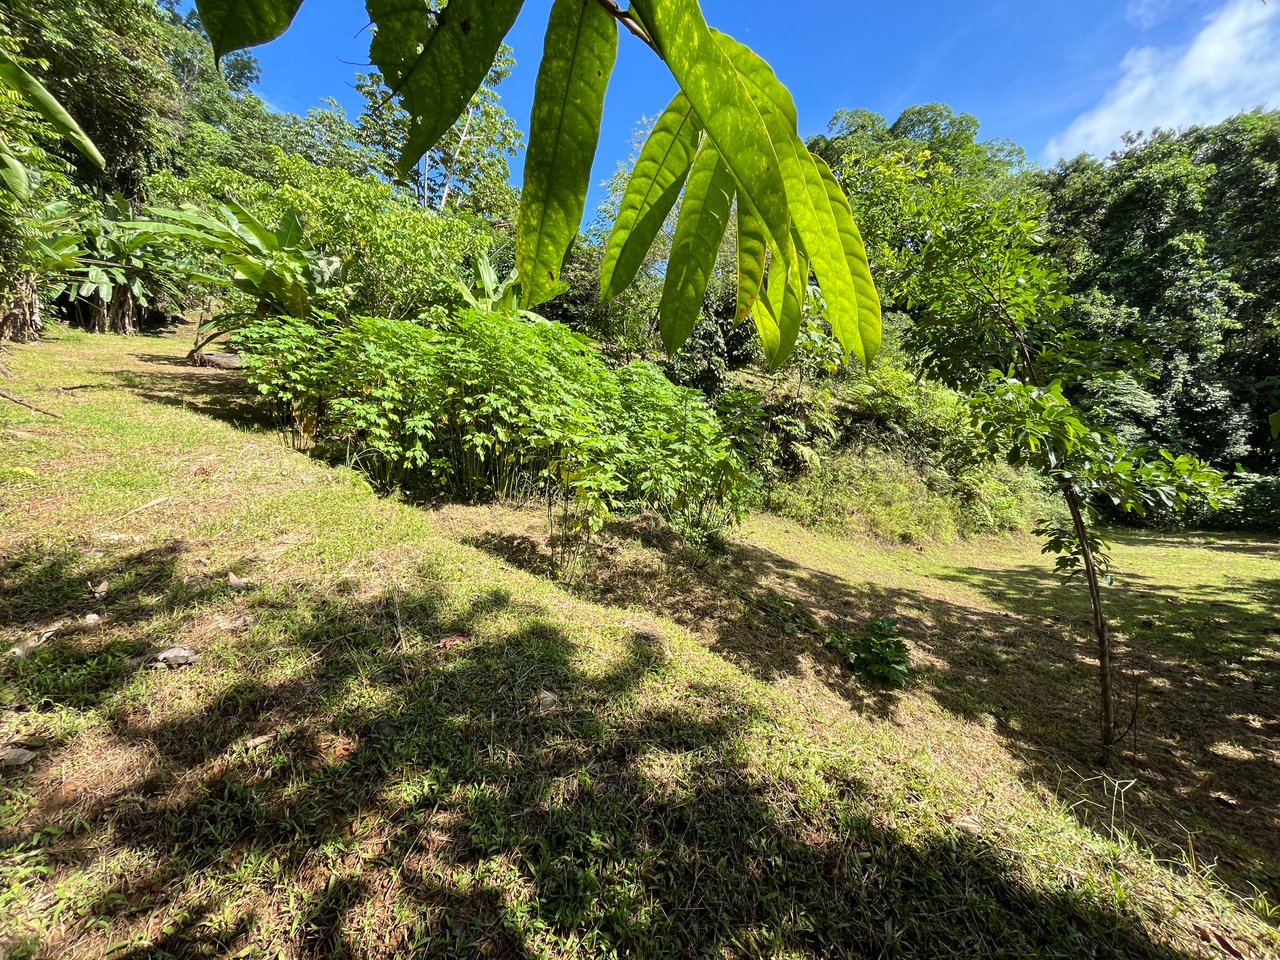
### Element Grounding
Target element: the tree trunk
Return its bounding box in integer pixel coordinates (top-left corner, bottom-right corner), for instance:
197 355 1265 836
67 290 139 335
0 276 43 342
1062 485 1116 747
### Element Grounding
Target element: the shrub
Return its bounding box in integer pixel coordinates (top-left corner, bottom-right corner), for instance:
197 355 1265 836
234 311 748 540
826 616 911 687
1186 471 1280 534
152 152 493 320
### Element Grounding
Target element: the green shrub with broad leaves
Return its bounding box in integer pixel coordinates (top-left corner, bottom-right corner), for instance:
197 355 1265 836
825 615 911 687
234 310 748 540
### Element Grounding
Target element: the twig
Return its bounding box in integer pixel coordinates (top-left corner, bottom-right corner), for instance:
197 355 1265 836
111 495 170 522
0 388 62 419
55 384 97 393
592 0 662 58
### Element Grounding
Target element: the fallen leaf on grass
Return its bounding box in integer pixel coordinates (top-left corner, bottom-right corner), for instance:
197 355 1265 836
1210 791 1240 809
227 572 251 590
943 813 983 836
130 645 199 669
1194 923 1255 959
436 633 468 650
0 746 37 767
1166 597 1188 606
90 579 108 599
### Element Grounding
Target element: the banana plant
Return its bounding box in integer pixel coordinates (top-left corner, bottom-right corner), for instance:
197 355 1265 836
192 0 881 370
31 197 202 336
135 202 344 352
0 50 105 200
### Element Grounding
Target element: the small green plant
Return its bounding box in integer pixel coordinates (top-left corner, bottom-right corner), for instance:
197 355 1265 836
826 615 911 687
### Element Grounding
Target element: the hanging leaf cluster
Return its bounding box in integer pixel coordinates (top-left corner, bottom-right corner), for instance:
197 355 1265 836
193 0 882 368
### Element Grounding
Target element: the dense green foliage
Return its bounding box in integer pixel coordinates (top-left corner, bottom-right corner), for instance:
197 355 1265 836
235 309 748 542
1037 115 1280 472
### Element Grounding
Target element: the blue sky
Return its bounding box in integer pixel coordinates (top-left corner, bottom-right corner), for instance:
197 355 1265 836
248 0 1280 211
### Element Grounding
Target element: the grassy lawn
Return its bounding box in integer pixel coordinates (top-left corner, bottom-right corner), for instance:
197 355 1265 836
2 327 1277 959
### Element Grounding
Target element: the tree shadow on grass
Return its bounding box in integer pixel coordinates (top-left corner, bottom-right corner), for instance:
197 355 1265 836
461 514 1280 907
1 546 1211 958
112 362 278 432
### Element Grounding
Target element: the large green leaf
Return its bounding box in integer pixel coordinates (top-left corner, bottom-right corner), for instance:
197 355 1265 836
759 239 806 371
631 0 792 267
735 199 767 323
367 0 525 175
600 90 701 300
658 140 735 354
814 154 881 364
751 248 805 373
0 52 105 170
517 0 617 307
0 143 31 201
714 33 869 365
1270 409 1280 441
194 0 304 61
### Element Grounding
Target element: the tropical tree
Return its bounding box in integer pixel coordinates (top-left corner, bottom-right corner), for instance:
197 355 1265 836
191 0 883 369
883 174 1226 747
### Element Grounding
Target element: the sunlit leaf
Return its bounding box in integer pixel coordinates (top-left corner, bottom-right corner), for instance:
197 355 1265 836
632 0 792 266
0 143 31 200
367 0 525 175
736 199 767 323
0 52 105 169
813 154 881 364
658 139 735 354
600 90 701 300
714 33 870 366
517 0 617 307
194 0 304 61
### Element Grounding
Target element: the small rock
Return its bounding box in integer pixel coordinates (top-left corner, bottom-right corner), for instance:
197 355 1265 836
227 572 251 591
14 735 48 749
536 689 560 713
0 746 37 767
84 613 101 625
90 579 108 600
153 645 199 669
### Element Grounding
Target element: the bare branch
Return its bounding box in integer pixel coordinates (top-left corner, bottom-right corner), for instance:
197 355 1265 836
0 388 62 419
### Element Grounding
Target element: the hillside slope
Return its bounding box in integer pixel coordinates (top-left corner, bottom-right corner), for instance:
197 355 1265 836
1 328 1277 959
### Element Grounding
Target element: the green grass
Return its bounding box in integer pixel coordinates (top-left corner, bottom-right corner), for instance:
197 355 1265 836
1 326 1277 959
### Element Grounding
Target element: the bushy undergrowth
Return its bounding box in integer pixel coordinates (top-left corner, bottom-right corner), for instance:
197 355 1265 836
772 446 1052 543
1183 471 1280 534
764 364 1060 543
152 153 493 320
234 311 747 540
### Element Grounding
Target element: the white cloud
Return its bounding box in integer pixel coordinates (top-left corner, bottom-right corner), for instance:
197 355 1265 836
1046 0 1280 160
1126 0 1174 28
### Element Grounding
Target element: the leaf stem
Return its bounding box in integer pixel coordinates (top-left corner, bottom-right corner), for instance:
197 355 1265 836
592 0 661 58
